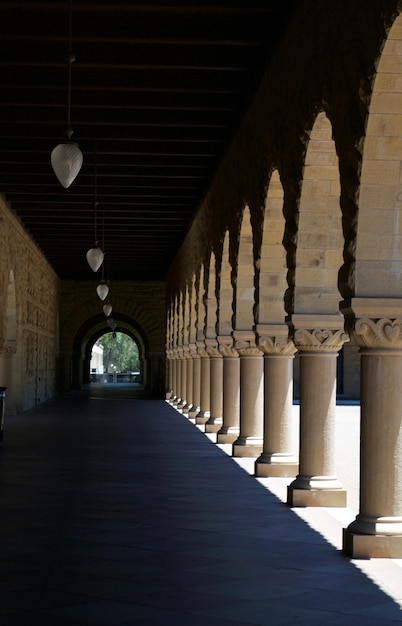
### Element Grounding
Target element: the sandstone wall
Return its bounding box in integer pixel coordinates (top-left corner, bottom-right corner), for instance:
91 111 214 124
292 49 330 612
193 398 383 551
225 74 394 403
0 196 59 412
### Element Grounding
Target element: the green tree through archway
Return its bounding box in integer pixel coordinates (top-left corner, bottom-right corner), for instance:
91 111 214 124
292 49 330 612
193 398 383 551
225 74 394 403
96 332 140 375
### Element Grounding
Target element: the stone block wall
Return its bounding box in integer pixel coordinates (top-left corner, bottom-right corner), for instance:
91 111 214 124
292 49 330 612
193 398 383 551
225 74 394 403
0 196 59 413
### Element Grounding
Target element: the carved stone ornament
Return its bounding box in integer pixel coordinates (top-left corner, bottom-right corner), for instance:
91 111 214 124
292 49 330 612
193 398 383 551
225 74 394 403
189 344 199 358
206 344 221 358
353 317 402 350
218 343 239 358
196 344 209 358
257 335 297 356
293 328 350 353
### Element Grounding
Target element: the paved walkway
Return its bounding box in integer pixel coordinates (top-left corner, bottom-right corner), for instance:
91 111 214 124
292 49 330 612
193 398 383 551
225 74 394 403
0 386 400 625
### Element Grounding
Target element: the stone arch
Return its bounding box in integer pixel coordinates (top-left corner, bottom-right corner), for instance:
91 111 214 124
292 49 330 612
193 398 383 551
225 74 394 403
294 111 343 314
217 232 233 335
257 170 287 324
195 264 205 342
205 253 217 339
234 206 255 330
72 311 150 391
356 13 402 297
189 273 197 345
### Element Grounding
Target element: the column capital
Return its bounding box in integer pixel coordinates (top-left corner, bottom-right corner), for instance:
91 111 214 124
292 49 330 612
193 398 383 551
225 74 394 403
233 330 262 357
196 341 208 358
205 338 221 358
189 343 199 358
256 323 296 356
341 297 402 351
217 335 238 358
289 314 349 354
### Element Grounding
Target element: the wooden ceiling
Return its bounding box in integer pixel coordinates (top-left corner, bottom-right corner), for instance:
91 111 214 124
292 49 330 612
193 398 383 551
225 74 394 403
0 1 299 281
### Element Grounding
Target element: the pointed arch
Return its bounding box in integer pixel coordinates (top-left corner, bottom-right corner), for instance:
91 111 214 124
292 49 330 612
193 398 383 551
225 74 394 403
356 14 402 296
217 232 233 335
234 206 255 330
294 112 343 313
257 170 287 324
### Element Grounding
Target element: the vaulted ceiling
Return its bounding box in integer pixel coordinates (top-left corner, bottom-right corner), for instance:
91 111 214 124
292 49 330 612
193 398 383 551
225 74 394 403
0 1 299 281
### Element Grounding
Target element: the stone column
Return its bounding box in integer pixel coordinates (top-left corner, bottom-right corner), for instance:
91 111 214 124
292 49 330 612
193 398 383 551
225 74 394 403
169 348 178 404
217 337 240 444
341 298 402 558
177 346 187 410
196 343 210 425
182 348 193 415
188 346 201 419
232 331 264 457
172 348 182 407
165 349 173 401
287 314 348 507
255 324 298 477
205 340 223 434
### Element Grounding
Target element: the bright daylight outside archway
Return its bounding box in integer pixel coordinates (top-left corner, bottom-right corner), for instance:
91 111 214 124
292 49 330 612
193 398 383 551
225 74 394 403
90 332 141 384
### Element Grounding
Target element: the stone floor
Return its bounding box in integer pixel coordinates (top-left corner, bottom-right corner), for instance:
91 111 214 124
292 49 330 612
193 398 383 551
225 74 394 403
0 384 401 625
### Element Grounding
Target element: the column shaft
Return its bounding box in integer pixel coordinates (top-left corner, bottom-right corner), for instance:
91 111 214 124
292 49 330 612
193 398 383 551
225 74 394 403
255 354 298 477
232 343 264 458
217 352 240 444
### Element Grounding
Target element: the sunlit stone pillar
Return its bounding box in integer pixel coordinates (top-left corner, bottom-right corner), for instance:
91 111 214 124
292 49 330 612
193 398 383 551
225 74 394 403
341 299 402 558
205 340 223 434
169 348 178 404
188 346 201 419
255 325 298 477
177 346 187 410
182 347 194 415
287 315 348 507
217 337 240 444
172 347 182 407
232 331 264 457
196 343 210 425
165 349 173 401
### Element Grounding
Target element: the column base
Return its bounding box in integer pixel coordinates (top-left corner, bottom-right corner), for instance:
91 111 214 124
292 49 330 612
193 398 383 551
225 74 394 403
217 426 239 444
181 403 192 415
195 411 210 425
287 485 347 507
255 453 298 478
232 436 263 458
188 405 200 419
343 529 402 558
205 417 223 433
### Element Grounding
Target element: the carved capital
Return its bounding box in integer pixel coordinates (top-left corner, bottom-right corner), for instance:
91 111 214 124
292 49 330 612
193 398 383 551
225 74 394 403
256 324 296 356
258 335 297 356
216 336 238 358
206 344 221 358
189 343 199 358
353 317 402 350
0 343 16 356
196 342 209 358
293 327 349 353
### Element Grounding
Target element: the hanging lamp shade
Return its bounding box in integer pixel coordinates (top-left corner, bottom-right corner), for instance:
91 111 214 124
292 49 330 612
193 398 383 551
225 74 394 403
103 303 112 317
96 282 109 301
51 142 83 188
86 245 104 272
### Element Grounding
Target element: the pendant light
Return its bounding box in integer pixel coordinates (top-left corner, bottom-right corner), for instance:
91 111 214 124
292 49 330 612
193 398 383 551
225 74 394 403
86 145 104 272
51 0 83 188
96 214 109 296
96 281 109 301
103 303 112 317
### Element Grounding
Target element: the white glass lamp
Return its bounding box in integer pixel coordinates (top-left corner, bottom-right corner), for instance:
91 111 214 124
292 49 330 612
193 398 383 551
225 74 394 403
96 281 109 301
103 303 112 317
86 245 104 272
51 141 83 188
